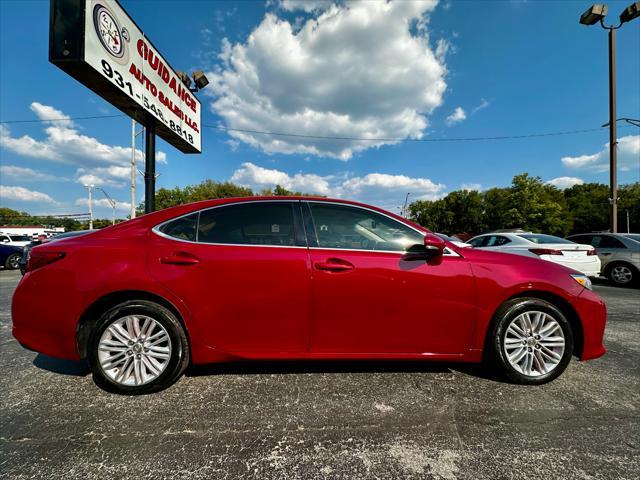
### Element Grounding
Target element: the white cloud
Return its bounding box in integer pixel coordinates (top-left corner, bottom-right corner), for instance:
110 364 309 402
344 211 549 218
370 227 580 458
208 0 446 160
0 165 68 182
0 185 56 203
230 162 444 209
471 98 489 115
279 0 332 12
445 106 466 126
460 183 482 191
0 103 167 188
231 162 331 194
546 176 584 189
75 197 132 213
561 135 639 173
75 166 132 189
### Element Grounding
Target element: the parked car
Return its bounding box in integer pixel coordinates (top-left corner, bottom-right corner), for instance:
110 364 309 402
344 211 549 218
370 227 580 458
467 233 601 277
567 233 640 287
0 233 33 247
0 244 23 270
12 197 606 394
19 230 94 275
435 233 471 248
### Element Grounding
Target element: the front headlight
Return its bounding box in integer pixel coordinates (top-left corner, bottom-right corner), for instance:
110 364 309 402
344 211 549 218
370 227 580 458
571 274 592 290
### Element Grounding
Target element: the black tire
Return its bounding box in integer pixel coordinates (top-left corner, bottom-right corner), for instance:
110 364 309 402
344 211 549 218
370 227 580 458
4 253 20 270
88 300 189 395
605 262 637 287
490 297 574 385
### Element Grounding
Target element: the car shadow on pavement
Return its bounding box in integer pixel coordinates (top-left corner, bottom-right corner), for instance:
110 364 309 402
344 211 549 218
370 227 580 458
33 354 89 376
187 359 504 382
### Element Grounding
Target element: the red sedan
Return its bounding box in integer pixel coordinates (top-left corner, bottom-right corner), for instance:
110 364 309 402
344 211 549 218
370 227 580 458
12 197 607 394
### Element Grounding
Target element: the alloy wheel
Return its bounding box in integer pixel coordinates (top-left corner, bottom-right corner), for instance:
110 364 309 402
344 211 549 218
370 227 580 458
9 254 20 269
611 265 633 285
97 315 172 386
503 311 565 377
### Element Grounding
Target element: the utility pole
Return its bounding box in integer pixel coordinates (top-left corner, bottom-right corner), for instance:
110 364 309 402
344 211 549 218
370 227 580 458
144 119 156 214
84 184 94 230
130 119 136 219
402 193 411 218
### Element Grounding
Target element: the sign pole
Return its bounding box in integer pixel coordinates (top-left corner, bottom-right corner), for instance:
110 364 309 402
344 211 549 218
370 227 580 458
144 121 156 214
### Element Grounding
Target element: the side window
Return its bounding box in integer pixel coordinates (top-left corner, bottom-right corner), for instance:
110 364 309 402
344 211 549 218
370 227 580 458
157 213 198 241
468 237 486 247
197 202 295 246
493 235 511 246
599 236 626 249
309 203 423 252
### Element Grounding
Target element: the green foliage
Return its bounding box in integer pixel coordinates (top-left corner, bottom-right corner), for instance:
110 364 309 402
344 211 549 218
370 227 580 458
409 175 639 236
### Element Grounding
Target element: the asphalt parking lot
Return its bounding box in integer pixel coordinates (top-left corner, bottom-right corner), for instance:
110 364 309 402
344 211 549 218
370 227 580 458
0 269 638 480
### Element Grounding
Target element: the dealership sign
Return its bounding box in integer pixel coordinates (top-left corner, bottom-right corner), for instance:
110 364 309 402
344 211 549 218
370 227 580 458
49 0 201 153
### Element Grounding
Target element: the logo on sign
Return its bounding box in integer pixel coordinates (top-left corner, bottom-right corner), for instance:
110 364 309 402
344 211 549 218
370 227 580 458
93 3 130 63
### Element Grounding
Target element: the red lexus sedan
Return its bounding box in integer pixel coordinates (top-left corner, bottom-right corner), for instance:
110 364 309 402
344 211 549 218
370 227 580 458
12 197 607 394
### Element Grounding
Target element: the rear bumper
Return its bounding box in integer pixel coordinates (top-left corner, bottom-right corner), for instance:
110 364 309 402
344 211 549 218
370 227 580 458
11 272 81 361
573 288 607 361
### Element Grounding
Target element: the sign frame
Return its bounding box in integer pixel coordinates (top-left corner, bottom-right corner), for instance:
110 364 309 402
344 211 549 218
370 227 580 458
49 0 202 154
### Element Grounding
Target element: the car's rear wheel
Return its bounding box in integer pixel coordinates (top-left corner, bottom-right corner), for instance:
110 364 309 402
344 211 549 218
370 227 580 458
4 253 20 270
88 300 189 395
605 262 636 287
492 298 573 385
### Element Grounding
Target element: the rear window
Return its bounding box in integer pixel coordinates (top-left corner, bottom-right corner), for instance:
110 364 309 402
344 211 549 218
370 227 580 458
518 234 572 244
9 235 31 241
157 213 198 242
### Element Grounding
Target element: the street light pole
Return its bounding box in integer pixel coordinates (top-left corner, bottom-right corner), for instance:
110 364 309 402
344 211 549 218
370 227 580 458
83 184 94 230
606 25 618 233
579 2 639 233
96 187 117 226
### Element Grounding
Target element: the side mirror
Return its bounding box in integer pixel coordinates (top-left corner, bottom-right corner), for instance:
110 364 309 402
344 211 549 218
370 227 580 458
423 233 446 256
403 233 446 260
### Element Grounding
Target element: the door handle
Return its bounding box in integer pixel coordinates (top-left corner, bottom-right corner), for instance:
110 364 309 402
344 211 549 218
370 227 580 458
160 252 200 265
314 258 354 272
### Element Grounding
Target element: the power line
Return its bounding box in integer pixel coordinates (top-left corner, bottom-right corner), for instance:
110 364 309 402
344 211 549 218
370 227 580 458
1 112 635 142
202 124 633 142
0 114 125 124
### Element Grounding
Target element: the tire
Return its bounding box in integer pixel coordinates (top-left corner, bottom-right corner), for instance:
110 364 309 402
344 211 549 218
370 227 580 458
605 262 636 287
490 298 574 385
87 300 189 395
4 253 20 270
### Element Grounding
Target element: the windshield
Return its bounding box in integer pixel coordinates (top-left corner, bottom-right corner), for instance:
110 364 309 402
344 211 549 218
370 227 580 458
518 234 573 244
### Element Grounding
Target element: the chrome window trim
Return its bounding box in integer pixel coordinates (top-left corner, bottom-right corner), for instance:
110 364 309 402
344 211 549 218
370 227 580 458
152 200 304 249
151 198 461 257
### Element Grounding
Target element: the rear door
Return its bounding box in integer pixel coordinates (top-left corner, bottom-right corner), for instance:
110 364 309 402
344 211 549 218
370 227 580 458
304 202 476 355
147 201 312 353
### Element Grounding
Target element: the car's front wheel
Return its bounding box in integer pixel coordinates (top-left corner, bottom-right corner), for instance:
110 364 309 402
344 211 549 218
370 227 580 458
492 298 573 385
88 300 189 395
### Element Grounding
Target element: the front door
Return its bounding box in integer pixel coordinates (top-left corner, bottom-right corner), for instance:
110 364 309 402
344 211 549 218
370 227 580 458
304 202 476 355
147 201 312 353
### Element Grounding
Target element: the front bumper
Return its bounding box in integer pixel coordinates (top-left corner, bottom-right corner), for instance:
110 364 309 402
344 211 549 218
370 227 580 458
574 287 607 361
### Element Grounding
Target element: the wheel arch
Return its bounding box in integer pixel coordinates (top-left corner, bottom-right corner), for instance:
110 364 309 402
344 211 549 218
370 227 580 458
76 290 190 359
483 290 584 359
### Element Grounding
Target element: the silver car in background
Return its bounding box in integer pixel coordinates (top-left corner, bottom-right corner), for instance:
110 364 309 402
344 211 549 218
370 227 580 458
467 233 601 277
567 233 640 287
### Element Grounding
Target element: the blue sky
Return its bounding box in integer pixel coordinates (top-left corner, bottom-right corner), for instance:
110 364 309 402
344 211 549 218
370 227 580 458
1 0 639 218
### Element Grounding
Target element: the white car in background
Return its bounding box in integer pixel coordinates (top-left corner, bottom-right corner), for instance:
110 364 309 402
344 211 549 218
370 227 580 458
0 234 33 247
467 232 601 277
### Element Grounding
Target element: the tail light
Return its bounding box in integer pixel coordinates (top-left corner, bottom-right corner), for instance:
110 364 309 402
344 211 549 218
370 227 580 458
587 249 597 256
26 250 65 273
529 248 563 256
